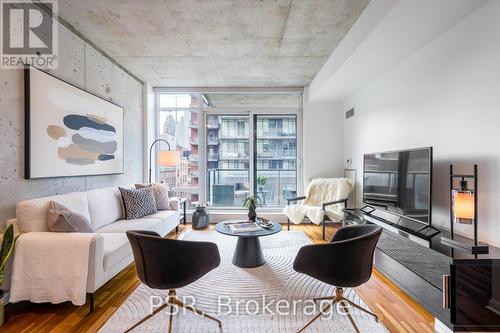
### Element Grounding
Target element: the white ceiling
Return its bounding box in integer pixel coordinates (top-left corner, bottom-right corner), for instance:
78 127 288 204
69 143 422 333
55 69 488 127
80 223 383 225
309 0 490 102
58 0 370 87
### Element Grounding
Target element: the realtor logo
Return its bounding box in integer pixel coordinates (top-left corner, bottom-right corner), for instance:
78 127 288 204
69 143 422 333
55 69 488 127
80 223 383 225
1 0 58 69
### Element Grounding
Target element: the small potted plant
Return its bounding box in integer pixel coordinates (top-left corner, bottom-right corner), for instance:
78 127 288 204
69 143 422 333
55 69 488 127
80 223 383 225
0 224 16 326
257 175 267 192
243 195 261 222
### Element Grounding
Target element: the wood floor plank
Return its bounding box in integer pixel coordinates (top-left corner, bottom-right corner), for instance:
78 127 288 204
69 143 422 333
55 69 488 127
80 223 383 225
1 223 435 332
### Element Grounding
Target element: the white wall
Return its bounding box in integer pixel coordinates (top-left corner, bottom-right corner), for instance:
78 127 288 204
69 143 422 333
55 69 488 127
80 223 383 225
342 0 500 246
309 0 488 103
302 88 344 191
0 22 144 230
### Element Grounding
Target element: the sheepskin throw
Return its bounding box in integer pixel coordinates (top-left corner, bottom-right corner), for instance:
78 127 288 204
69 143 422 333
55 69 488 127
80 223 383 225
283 178 352 225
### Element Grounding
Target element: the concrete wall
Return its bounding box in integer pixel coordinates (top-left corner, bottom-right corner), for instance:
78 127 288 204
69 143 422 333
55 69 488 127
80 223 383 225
342 1 500 246
142 83 155 182
302 88 344 190
0 24 144 230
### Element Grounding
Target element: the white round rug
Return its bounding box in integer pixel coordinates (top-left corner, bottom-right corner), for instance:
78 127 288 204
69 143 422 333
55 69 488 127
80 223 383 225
98 230 387 333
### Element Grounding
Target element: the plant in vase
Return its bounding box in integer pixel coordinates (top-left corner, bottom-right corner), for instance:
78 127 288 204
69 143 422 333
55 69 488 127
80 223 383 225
243 195 261 222
0 224 16 326
257 175 268 192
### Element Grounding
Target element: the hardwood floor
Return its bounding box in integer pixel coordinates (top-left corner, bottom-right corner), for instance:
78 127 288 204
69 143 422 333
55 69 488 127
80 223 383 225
2 224 435 333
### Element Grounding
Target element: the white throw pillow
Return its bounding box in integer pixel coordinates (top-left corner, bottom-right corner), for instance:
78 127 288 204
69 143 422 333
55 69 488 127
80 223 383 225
47 201 94 233
135 183 170 210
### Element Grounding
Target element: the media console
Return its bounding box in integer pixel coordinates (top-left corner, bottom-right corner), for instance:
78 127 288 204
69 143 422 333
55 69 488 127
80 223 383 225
345 206 440 247
343 207 500 332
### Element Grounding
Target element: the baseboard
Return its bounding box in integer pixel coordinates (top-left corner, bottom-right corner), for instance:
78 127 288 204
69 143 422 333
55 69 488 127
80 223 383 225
435 318 454 333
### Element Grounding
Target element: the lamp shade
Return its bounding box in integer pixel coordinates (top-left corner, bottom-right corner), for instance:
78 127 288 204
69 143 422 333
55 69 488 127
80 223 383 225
452 189 474 224
157 150 180 167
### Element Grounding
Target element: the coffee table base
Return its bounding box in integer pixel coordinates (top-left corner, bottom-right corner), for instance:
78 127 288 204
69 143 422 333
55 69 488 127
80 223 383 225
232 236 265 268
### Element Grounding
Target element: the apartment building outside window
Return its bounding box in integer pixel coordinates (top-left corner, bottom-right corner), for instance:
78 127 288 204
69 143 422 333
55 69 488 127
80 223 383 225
155 90 302 210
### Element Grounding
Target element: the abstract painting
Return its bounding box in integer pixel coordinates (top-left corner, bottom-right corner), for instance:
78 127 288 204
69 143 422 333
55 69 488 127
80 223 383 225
25 66 124 178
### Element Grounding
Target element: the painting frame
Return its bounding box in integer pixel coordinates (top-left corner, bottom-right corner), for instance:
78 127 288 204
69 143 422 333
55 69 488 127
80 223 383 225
24 65 124 179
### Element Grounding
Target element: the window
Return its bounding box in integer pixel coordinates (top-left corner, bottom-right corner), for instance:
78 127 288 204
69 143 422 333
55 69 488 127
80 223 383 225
206 114 297 207
255 115 297 206
207 115 250 207
157 94 200 209
155 90 302 210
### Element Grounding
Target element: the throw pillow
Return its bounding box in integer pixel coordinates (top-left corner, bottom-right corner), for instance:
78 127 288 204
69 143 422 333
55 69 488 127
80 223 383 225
135 183 170 210
47 201 95 233
119 187 157 219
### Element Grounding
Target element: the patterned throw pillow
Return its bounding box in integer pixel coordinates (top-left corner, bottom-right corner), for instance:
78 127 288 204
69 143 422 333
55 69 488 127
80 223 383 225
135 183 170 210
47 201 95 233
119 187 157 220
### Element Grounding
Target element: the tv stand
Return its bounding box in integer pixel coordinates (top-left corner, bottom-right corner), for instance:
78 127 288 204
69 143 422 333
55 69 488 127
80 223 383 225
344 206 441 247
343 207 452 329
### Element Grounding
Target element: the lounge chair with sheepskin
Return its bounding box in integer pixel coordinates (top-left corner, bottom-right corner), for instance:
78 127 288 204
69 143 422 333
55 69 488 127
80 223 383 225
284 178 352 240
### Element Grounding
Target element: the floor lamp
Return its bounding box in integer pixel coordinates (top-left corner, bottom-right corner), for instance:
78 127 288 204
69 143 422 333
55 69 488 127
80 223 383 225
148 139 180 183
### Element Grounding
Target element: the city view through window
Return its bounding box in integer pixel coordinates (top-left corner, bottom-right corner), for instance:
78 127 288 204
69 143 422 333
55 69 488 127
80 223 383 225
157 92 301 209
158 94 201 207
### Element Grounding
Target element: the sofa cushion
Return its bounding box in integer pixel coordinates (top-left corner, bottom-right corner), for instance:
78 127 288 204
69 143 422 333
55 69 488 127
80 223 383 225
119 187 157 219
142 210 180 227
96 218 169 236
135 183 170 210
101 233 131 272
17 192 90 233
87 187 124 229
47 201 94 233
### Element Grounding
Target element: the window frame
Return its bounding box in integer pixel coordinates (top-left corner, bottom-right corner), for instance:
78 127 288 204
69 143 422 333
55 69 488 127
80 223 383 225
154 89 304 212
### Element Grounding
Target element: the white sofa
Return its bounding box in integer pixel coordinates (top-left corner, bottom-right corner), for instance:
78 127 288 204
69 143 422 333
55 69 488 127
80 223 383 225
6 186 180 309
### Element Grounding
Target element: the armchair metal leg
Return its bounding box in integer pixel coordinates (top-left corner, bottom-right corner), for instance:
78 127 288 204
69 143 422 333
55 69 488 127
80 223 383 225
346 311 361 333
297 288 379 333
313 295 335 302
344 299 379 321
123 289 222 333
322 219 326 240
123 302 170 333
296 298 337 333
168 305 174 333
172 297 222 328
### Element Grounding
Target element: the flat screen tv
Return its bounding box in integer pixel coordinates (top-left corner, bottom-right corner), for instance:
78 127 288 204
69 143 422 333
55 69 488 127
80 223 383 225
363 147 433 224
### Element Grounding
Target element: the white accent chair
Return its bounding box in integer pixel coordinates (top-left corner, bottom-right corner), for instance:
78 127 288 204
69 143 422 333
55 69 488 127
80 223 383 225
283 178 352 240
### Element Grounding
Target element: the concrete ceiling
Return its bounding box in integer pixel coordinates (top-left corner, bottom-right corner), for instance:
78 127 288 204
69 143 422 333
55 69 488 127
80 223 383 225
58 0 370 87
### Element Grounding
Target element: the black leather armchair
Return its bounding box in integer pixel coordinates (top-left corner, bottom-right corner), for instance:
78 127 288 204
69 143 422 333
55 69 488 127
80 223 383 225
125 230 222 333
293 225 382 333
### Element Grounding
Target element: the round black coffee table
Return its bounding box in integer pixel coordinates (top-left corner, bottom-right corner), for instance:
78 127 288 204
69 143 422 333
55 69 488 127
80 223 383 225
215 221 282 268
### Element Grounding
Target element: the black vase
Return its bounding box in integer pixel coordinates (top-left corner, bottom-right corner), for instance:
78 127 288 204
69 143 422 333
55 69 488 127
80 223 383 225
192 206 209 230
248 208 256 222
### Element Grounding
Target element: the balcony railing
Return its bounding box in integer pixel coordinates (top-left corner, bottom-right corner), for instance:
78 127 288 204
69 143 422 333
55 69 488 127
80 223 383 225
220 153 248 160
256 131 296 139
206 122 220 129
207 168 296 207
207 154 219 161
219 134 248 140
257 152 296 159
207 138 220 145
189 138 198 145
190 155 199 162
189 121 198 129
